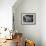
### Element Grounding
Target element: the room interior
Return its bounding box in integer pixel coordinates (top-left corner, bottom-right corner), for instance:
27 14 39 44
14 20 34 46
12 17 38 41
0 0 46 46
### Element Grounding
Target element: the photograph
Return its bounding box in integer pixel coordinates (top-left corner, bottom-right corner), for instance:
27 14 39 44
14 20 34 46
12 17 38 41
23 15 33 22
21 13 36 25
0 0 45 46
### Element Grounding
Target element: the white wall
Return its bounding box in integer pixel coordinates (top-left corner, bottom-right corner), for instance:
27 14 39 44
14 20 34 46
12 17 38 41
13 0 41 46
41 0 46 46
0 0 16 29
13 0 46 46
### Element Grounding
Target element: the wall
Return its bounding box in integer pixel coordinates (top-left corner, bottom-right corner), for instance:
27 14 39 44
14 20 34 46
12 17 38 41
13 0 41 46
41 0 46 46
0 0 16 30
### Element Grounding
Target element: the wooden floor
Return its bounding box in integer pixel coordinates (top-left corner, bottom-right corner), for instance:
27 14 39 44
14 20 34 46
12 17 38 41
0 39 16 46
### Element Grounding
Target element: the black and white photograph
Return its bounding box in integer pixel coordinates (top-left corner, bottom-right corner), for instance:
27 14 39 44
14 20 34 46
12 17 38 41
21 13 36 25
23 15 33 22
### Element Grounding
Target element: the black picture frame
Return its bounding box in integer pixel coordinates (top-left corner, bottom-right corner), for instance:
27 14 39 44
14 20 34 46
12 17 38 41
21 13 36 25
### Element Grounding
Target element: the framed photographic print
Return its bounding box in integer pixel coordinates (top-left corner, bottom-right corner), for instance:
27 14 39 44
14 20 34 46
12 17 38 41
21 13 36 25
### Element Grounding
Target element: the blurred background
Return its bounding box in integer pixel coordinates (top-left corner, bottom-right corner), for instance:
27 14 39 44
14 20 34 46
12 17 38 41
0 0 46 46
